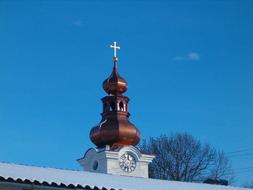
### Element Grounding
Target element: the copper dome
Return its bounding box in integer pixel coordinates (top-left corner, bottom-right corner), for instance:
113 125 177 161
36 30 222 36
90 111 141 149
103 62 128 95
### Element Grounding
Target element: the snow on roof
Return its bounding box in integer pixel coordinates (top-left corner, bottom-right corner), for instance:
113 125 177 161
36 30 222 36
0 162 248 190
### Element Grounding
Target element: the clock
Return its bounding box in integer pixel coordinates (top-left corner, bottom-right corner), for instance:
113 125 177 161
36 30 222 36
119 153 136 172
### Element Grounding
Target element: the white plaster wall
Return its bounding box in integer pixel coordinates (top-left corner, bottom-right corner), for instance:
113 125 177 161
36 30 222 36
78 146 155 178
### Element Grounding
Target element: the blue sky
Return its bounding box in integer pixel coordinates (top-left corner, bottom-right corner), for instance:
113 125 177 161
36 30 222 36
0 0 253 186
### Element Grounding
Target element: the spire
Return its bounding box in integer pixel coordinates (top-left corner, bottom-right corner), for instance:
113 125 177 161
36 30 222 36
89 42 140 150
103 42 128 95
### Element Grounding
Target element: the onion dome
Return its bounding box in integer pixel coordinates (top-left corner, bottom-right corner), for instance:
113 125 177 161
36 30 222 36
89 112 141 149
103 62 128 95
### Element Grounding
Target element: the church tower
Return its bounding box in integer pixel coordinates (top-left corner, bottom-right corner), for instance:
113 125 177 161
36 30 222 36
78 42 155 178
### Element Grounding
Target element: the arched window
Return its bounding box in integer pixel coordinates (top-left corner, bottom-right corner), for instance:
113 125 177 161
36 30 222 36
119 101 124 111
110 102 116 111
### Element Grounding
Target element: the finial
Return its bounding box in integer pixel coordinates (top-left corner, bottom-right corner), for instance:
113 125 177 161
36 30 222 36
110 41 120 62
103 41 127 95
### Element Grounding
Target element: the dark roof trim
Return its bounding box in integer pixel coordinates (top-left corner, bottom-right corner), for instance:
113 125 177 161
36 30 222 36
0 176 119 190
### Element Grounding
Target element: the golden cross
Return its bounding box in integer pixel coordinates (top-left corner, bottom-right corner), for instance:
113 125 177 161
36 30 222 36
110 41 120 61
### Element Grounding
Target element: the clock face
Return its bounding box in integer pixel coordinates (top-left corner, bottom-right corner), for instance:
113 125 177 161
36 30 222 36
119 153 136 173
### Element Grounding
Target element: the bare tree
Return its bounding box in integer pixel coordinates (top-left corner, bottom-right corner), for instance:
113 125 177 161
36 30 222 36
209 151 234 182
139 133 233 183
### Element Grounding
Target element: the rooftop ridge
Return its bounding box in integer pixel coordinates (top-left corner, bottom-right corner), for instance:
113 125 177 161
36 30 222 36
0 162 249 190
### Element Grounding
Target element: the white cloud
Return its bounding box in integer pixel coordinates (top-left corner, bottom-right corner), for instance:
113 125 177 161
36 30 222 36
187 52 200 61
173 52 200 62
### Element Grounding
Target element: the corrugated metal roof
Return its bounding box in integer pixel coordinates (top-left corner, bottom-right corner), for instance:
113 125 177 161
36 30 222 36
0 162 248 190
